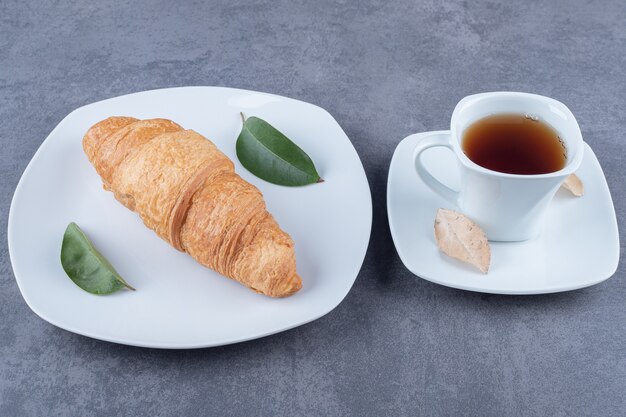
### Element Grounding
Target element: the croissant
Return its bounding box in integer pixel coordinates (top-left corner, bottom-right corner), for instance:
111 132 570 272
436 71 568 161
83 117 302 297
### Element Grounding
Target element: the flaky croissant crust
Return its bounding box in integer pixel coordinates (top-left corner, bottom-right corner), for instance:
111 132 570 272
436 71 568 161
83 117 302 297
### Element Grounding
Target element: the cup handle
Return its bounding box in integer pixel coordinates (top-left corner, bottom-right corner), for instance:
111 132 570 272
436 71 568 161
412 131 460 205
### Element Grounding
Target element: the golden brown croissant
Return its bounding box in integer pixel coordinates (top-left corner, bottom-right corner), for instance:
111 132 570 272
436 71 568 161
83 117 302 297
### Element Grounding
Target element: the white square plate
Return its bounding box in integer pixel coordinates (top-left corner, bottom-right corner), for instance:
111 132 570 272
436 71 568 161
387 133 619 294
8 86 372 348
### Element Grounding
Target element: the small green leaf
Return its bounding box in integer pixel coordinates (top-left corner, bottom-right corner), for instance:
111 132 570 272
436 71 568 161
236 114 323 186
61 223 135 295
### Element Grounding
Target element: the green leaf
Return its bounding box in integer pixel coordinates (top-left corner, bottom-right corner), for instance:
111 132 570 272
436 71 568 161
60 222 135 295
236 114 323 186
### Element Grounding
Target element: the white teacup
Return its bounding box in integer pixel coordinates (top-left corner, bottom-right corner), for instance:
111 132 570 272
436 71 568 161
413 92 584 242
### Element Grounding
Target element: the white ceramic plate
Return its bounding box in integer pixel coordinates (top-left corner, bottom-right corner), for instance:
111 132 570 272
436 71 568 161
8 86 372 348
387 133 619 295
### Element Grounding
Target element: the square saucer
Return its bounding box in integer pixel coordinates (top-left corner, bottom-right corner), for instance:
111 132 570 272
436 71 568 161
387 132 620 294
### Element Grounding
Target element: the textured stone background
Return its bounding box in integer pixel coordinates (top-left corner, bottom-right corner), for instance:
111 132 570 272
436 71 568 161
1 0 625 416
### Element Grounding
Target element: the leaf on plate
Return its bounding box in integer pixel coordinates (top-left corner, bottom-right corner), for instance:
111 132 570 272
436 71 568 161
561 173 584 197
61 222 135 294
434 208 491 274
236 113 323 186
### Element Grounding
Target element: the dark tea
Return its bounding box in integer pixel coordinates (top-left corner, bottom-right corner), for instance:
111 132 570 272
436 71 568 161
462 114 567 175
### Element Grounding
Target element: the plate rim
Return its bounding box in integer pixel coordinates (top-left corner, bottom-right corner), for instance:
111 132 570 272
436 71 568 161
387 132 620 295
8 86 373 348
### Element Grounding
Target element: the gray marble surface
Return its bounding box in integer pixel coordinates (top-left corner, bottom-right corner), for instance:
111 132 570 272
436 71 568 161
1 0 625 416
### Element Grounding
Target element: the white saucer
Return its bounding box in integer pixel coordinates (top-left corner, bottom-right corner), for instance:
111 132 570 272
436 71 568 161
387 132 620 295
